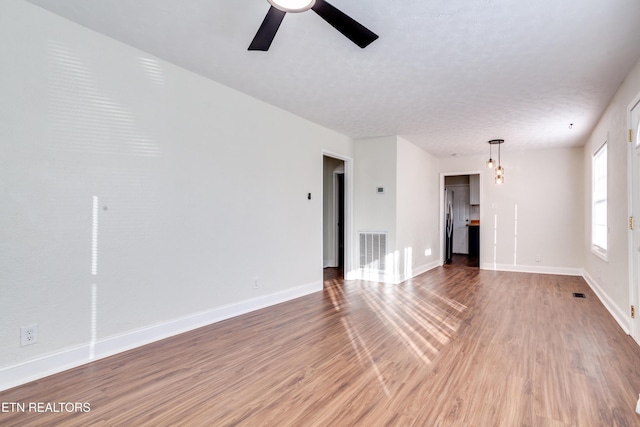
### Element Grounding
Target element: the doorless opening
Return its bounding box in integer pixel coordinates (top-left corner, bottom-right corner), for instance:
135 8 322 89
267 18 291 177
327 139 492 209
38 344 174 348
322 152 352 282
441 172 481 269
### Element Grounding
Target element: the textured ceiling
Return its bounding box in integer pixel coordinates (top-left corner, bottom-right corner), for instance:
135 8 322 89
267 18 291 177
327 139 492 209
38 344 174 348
24 0 640 158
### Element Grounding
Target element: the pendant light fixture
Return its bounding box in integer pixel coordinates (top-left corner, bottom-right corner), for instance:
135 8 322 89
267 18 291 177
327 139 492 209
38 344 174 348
486 142 495 169
487 139 505 184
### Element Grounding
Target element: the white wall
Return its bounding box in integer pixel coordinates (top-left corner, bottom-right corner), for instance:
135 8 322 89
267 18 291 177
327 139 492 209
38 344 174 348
354 136 398 270
583 57 640 331
440 147 584 274
0 0 353 389
396 137 441 280
354 136 440 282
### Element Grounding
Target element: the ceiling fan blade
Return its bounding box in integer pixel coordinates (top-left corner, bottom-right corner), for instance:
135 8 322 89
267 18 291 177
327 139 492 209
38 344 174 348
311 0 378 48
248 6 287 51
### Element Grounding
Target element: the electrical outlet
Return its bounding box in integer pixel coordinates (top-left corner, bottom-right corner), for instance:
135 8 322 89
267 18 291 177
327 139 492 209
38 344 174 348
535 255 542 263
253 277 259 289
20 324 38 346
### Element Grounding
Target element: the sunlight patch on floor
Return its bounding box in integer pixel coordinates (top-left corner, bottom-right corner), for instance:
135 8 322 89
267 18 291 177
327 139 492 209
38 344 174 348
340 317 391 397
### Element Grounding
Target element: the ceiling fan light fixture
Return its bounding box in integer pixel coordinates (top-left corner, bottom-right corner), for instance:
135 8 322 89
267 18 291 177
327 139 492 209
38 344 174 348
268 0 316 13
250 0 378 51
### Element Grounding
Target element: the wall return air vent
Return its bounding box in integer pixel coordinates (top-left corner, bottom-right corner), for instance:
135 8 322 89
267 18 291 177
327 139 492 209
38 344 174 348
359 232 387 272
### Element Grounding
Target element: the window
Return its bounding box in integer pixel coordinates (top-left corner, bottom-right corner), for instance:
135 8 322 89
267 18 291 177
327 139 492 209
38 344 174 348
592 142 607 259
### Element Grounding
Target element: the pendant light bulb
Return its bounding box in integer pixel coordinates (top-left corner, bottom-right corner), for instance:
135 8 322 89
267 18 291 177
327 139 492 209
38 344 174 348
486 142 494 169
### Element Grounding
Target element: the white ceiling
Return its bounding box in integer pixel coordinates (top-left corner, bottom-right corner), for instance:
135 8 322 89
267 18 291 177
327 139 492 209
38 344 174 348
24 0 640 158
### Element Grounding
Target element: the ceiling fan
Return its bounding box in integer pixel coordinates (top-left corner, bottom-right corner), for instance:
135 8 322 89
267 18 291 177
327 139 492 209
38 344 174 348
249 0 378 51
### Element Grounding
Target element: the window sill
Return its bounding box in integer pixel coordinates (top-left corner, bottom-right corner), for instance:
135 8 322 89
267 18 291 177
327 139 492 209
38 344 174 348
591 245 608 262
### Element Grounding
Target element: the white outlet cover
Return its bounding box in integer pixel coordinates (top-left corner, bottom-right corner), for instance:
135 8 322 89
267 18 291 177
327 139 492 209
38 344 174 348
20 324 38 346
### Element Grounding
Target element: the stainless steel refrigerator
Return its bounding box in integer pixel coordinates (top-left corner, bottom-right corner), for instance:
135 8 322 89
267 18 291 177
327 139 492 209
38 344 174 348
444 188 454 264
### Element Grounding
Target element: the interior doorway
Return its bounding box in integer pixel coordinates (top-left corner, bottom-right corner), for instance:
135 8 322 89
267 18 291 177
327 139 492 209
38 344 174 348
337 173 345 269
441 173 481 268
322 153 352 282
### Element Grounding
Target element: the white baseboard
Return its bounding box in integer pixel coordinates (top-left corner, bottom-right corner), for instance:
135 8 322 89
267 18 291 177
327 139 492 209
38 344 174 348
0 281 322 392
355 269 398 284
354 260 441 284
481 262 583 276
582 270 630 334
408 260 442 281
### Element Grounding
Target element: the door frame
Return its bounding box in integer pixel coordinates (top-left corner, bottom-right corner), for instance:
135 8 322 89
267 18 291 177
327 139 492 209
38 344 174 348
322 150 354 280
440 171 483 267
627 91 640 342
333 170 345 268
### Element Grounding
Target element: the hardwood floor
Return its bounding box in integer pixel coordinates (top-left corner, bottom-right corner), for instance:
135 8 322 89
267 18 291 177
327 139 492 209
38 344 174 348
446 253 479 269
2 267 640 426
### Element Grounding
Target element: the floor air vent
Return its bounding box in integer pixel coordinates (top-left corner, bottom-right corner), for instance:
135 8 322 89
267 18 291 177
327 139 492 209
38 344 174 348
573 292 586 298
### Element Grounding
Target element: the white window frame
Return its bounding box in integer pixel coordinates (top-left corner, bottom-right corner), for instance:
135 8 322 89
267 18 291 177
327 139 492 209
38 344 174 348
591 141 608 260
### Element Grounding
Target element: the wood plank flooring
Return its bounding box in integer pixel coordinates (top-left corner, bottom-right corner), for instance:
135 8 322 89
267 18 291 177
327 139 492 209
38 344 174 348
2 267 640 426
447 253 479 269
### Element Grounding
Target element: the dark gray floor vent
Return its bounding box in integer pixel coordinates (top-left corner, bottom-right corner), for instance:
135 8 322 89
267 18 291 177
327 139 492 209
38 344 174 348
572 292 586 298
